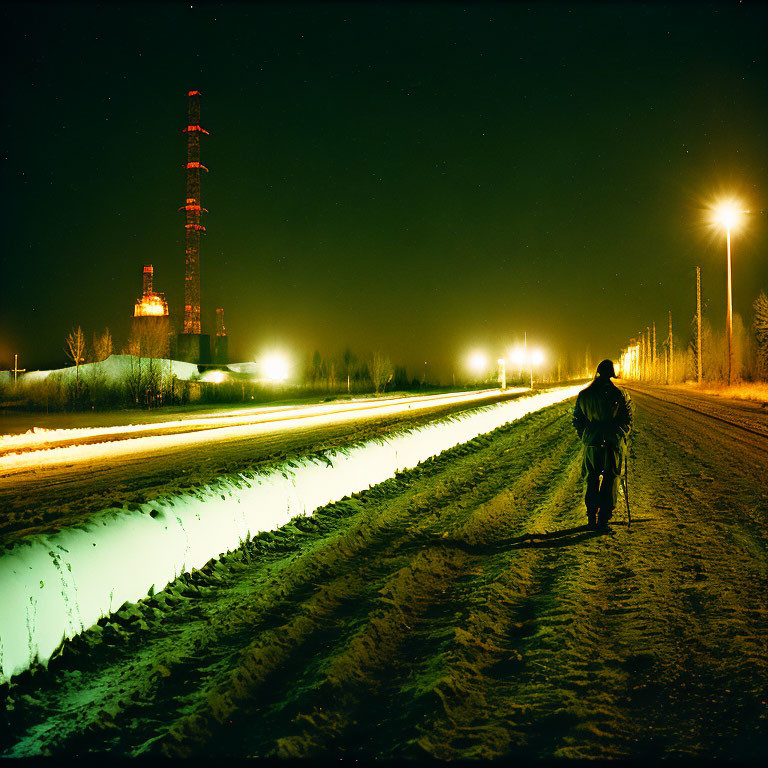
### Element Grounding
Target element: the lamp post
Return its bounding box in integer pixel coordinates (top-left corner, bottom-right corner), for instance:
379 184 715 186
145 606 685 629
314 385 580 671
713 201 748 386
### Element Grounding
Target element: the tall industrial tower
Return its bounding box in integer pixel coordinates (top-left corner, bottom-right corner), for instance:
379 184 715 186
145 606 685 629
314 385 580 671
177 89 211 363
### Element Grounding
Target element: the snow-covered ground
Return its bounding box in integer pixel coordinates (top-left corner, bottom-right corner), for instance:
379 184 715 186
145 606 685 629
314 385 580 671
0 386 580 684
19 354 201 385
1 384 765 759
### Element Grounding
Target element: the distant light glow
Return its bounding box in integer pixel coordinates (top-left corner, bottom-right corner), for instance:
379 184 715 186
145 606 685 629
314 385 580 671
531 349 544 366
262 353 290 382
510 347 526 366
204 370 227 384
468 351 488 373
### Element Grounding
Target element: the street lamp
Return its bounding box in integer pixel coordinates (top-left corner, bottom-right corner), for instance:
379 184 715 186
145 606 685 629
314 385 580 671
712 200 748 385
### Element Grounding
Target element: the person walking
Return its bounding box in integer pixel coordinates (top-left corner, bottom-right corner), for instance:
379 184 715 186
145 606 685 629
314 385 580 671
572 359 633 530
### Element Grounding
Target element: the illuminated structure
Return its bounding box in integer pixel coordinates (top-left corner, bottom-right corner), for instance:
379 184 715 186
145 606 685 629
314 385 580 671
132 265 170 359
177 89 211 364
133 265 169 318
213 307 228 364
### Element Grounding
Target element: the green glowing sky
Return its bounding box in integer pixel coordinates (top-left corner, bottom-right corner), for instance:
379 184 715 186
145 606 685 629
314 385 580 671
2 2 767 380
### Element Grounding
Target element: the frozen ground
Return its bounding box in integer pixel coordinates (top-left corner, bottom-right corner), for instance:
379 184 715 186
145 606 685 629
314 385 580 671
0 385 766 759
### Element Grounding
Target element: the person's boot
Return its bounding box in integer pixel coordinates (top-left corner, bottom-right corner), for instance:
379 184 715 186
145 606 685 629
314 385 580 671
597 507 614 530
586 510 597 530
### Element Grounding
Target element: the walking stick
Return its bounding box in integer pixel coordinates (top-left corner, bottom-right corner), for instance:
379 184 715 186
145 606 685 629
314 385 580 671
622 453 631 530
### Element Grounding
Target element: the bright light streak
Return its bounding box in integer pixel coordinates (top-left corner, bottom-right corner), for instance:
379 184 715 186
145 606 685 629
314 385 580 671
0 389 533 472
262 353 290 382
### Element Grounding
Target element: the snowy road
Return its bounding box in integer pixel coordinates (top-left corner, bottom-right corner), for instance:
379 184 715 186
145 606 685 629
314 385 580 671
0 388 531 543
1 385 765 759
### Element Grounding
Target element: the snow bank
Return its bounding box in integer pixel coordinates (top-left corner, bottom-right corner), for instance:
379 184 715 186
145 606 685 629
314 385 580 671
20 355 201 385
0 385 581 684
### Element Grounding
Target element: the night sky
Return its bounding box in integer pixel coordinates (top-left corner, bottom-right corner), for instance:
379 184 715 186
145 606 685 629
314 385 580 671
2 1 767 381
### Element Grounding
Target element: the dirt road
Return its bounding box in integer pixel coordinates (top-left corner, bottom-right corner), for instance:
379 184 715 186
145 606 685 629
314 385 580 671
2 388 766 759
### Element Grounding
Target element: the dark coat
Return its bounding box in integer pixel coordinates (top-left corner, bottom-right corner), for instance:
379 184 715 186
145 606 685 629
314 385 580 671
572 377 633 476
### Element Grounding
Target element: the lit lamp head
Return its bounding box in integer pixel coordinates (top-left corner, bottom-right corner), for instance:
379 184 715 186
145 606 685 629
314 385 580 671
468 351 488 374
712 201 744 232
510 347 526 366
531 349 544 366
262 352 290 382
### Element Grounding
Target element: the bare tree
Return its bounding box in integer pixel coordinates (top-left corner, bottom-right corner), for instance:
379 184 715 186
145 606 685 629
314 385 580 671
754 291 768 380
65 326 86 398
368 351 394 395
93 327 113 362
127 317 169 406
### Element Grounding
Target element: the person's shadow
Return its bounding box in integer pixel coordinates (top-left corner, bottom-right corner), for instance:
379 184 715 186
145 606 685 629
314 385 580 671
418 519 647 554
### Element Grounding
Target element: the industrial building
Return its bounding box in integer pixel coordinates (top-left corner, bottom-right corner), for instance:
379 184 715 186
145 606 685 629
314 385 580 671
131 264 170 358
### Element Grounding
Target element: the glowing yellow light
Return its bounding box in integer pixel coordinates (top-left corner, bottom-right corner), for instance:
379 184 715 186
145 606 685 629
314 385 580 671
468 351 488 373
206 371 226 384
531 349 544 366
133 294 169 317
510 347 526 366
712 200 745 231
262 353 290 382
497 358 504 365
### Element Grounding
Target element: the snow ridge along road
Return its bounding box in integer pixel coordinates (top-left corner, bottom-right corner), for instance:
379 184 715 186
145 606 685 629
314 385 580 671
0 386 581 684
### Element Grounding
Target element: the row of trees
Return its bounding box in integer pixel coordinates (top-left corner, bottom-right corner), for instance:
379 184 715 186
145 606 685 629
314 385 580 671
622 290 768 384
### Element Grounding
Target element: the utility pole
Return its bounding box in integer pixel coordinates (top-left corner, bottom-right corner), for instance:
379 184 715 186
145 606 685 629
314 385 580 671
668 310 673 384
696 266 703 384
646 326 651 379
640 331 646 380
726 228 733 386
12 354 25 385
652 322 657 380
